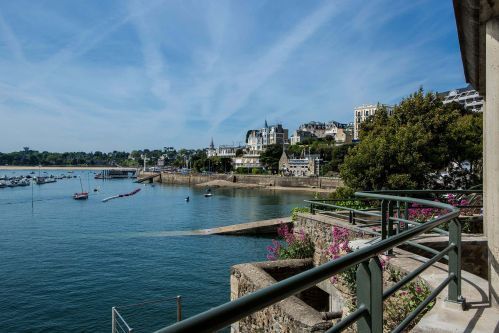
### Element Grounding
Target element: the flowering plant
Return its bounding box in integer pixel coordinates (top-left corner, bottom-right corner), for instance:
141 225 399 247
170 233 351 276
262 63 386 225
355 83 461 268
266 224 314 260
384 268 433 331
327 226 389 293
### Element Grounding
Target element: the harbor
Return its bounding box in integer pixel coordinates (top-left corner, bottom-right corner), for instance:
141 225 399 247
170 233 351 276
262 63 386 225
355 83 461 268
0 168 311 332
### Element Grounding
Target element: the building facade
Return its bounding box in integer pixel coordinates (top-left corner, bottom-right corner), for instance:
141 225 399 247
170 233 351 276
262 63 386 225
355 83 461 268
233 153 261 170
290 130 316 144
291 120 351 144
279 151 321 176
439 85 484 112
353 104 394 140
246 121 289 154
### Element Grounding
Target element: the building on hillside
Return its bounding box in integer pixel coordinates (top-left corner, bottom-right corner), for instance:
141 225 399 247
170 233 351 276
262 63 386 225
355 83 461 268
334 124 354 144
233 153 261 170
291 120 350 144
279 151 321 177
208 145 242 158
298 121 327 138
207 138 216 158
290 129 316 144
438 85 484 112
246 121 289 154
353 104 394 140
324 121 350 139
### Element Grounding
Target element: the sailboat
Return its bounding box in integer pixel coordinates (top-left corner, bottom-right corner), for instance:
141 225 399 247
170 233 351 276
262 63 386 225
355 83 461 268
73 177 89 200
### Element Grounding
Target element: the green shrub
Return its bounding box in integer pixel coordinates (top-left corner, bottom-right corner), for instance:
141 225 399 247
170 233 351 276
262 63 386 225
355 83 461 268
291 207 310 221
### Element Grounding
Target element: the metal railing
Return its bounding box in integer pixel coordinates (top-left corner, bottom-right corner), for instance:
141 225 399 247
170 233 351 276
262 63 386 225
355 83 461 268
154 191 472 333
112 307 133 333
113 295 182 333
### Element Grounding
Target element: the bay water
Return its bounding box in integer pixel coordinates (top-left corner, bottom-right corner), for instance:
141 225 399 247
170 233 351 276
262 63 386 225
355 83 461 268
0 170 312 332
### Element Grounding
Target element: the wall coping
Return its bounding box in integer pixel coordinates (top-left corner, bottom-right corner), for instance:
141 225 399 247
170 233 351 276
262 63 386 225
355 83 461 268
231 259 334 331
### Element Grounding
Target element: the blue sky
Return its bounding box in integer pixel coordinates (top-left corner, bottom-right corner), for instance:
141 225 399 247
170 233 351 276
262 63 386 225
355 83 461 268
0 0 465 152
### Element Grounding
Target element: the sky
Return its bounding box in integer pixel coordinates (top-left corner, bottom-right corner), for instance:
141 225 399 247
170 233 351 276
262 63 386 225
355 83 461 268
0 0 466 152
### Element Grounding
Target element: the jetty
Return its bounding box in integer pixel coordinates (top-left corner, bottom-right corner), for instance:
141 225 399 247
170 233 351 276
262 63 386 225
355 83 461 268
136 172 161 183
192 217 291 235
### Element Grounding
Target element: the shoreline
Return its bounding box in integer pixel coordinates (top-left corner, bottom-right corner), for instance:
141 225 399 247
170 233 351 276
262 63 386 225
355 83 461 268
0 166 136 171
195 179 334 193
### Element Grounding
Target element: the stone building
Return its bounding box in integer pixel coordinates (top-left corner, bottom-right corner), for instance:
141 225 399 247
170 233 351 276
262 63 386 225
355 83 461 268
279 151 321 176
353 104 394 140
291 121 351 144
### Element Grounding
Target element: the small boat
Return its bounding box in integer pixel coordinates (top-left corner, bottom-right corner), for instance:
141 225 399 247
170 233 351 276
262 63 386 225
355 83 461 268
35 176 56 185
185 196 190 202
73 192 89 200
73 178 88 200
17 179 30 186
204 188 213 197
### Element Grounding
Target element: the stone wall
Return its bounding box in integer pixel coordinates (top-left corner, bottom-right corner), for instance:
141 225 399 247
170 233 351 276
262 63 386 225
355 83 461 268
230 259 335 333
401 234 488 279
155 172 343 189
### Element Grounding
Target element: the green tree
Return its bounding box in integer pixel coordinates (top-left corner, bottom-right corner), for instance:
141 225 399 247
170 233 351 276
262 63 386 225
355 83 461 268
260 144 283 173
340 89 482 190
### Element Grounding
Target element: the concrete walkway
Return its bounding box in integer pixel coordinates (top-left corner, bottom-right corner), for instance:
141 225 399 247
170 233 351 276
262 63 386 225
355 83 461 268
192 217 292 235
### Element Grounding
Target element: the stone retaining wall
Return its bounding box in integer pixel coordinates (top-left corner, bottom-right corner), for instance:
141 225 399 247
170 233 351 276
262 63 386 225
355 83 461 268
230 259 334 333
156 172 343 189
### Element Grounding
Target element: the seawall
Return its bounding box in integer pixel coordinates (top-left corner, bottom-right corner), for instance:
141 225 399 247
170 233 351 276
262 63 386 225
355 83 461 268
148 172 343 190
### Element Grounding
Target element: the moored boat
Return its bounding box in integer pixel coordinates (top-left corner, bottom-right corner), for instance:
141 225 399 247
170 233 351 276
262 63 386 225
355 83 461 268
73 178 89 200
35 176 56 185
73 192 89 200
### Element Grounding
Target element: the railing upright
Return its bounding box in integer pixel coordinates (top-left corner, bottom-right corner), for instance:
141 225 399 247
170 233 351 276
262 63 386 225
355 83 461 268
356 257 383 332
381 200 388 240
448 218 462 303
112 307 116 333
387 201 395 255
403 202 409 231
176 295 182 322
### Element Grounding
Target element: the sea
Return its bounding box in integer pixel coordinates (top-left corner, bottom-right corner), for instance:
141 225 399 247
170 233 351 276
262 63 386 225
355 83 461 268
0 169 312 332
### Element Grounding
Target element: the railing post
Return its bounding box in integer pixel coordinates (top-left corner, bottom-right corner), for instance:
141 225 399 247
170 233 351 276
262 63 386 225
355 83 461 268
112 307 116 333
356 258 383 332
310 202 315 215
448 218 462 303
387 201 394 255
395 201 401 234
404 202 409 231
381 200 388 240
176 295 182 322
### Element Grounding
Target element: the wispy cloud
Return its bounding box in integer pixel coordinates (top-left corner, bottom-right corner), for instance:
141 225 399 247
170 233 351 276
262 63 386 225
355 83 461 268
0 0 465 152
0 13 25 63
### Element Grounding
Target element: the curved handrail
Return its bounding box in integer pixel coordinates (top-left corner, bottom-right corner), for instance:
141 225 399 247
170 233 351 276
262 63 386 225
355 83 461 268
154 192 461 333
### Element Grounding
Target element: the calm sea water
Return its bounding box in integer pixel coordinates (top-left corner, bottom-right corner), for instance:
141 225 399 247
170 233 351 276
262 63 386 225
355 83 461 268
0 169 311 333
